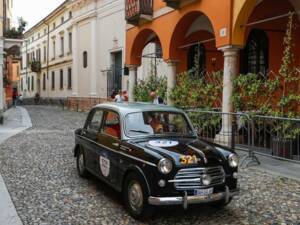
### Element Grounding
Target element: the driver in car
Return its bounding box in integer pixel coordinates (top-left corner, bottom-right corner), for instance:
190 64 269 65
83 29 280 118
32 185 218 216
147 113 163 134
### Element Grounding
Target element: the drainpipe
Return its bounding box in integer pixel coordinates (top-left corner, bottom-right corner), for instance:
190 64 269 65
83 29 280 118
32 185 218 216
25 39 28 97
43 20 50 98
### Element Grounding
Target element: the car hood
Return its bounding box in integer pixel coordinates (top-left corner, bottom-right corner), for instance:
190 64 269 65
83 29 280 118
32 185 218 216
134 138 228 167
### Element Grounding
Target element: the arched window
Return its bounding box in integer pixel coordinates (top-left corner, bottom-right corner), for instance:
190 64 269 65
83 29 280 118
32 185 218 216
242 29 269 76
187 43 206 78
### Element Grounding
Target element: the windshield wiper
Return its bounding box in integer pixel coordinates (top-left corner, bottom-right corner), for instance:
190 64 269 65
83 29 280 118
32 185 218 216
129 129 151 134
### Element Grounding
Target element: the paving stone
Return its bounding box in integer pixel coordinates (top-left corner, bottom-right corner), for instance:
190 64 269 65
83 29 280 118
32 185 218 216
0 106 299 225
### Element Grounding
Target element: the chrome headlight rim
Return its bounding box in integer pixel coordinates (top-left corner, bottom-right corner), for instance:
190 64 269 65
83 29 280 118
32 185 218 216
228 154 239 168
158 158 173 175
202 174 212 186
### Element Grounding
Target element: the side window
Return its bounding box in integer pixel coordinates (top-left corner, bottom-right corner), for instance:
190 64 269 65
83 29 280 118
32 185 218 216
88 110 104 132
101 111 121 139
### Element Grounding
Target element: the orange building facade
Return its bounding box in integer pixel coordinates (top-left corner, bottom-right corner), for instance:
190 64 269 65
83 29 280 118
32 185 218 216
125 0 300 113
4 55 21 107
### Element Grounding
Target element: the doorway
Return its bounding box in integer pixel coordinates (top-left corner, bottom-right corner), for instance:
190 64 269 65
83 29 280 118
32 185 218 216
108 51 123 97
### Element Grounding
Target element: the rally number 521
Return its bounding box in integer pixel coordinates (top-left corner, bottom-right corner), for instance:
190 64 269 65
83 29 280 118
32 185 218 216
179 155 199 165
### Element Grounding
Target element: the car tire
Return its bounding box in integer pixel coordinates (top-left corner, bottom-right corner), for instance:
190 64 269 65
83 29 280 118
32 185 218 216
123 172 155 220
76 148 89 178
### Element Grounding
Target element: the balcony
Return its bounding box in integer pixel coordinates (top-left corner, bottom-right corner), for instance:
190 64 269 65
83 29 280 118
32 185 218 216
31 61 41 73
163 0 198 9
125 0 153 25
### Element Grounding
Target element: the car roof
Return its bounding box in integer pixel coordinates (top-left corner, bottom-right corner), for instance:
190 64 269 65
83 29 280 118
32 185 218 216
92 102 184 116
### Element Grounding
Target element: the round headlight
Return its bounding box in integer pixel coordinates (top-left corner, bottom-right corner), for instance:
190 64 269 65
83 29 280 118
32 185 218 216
202 174 212 186
158 158 173 174
228 154 239 168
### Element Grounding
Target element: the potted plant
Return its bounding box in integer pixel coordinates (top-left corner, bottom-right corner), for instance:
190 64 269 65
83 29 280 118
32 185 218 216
232 12 300 159
268 12 300 159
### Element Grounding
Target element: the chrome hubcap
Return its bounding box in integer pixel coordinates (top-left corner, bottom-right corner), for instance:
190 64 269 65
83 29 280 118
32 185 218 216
78 153 85 172
128 181 143 212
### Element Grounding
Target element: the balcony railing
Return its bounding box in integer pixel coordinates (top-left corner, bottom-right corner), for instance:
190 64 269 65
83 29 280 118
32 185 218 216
125 0 153 25
163 0 198 9
31 61 41 73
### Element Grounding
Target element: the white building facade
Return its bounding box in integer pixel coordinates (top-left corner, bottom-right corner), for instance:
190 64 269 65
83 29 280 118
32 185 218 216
20 1 73 98
20 0 165 106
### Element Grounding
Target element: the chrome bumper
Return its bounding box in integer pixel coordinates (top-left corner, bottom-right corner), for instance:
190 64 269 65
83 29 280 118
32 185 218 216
148 186 239 209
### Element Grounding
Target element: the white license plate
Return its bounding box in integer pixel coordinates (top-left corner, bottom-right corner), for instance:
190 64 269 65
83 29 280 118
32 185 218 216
194 188 214 196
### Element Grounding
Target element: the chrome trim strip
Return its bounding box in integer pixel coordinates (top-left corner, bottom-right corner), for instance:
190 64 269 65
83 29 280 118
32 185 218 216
172 166 225 190
178 166 221 172
168 178 201 183
148 187 239 206
77 135 157 167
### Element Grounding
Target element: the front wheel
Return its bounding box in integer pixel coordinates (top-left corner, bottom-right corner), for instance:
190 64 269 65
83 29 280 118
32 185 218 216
123 173 155 220
76 148 89 178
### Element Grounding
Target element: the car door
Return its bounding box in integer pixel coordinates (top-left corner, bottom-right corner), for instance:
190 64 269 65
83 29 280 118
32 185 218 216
96 110 121 187
82 109 104 172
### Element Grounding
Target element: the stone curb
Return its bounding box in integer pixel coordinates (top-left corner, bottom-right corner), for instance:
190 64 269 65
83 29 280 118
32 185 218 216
0 106 32 225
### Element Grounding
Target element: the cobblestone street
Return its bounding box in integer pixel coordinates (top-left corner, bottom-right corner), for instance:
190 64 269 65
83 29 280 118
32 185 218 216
0 106 299 225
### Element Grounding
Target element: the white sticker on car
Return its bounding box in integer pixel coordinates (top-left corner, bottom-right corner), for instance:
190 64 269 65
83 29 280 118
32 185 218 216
100 156 110 177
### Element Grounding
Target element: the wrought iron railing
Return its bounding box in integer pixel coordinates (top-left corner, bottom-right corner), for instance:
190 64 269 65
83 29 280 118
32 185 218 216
30 61 41 73
125 0 153 24
185 109 300 164
163 0 199 9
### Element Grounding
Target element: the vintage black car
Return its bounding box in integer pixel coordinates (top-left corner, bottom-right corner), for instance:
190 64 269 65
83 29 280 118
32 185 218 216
74 103 239 219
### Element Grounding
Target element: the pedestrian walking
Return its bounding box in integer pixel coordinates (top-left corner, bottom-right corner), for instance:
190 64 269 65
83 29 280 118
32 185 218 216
110 89 118 100
114 90 124 103
150 91 165 105
34 92 40 104
122 90 128 102
12 88 18 107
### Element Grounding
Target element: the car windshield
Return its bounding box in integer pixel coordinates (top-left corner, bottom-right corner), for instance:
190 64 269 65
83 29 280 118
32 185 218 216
125 111 194 137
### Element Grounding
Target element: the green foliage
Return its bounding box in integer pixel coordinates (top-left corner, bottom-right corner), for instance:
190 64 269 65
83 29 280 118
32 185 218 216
17 17 27 34
232 73 280 114
277 12 300 116
232 12 300 139
4 17 27 39
134 75 167 102
170 71 223 109
3 76 11 87
134 58 167 102
31 61 41 73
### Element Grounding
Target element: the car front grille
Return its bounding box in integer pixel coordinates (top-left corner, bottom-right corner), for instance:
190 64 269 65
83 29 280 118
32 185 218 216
170 166 225 191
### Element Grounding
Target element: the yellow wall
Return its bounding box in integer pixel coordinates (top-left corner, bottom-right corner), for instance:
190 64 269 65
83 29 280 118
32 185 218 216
232 0 256 46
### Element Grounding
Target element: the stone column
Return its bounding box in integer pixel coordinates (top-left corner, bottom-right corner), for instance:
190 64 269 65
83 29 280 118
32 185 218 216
128 66 137 102
90 17 98 97
166 60 177 105
72 24 79 96
215 46 239 145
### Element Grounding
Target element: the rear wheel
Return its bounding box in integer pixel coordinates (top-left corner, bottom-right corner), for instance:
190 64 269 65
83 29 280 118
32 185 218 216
123 173 155 220
76 148 89 178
